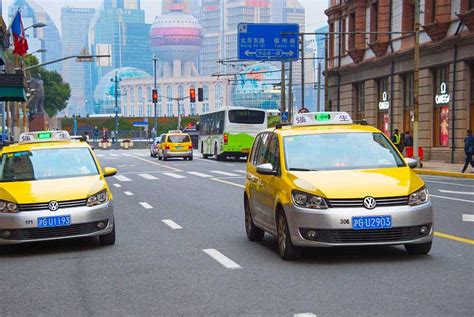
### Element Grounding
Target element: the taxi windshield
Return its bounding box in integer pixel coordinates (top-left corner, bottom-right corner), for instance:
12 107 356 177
168 135 190 143
284 132 405 171
0 148 99 182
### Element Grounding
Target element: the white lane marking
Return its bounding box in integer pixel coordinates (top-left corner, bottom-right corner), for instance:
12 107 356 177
438 189 474 195
114 175 132 182
110 154 119 157
124 191 134 196
102 157 117 160
234 170 247 173
138 173 159 180
462 214 474 222
163 172 186 179
162 219 183 229
294 313 317 317
187 171 212 178
195 157 219 164
424 180 474 188
130 156 182 172
118 164 136 168
211 171 240 177
136 153 147 157
211 178 245 188
430 194 474 204
202 249 242 270
139 202 153 209
112 183 122 188
96 154 105 157
225 164 235 167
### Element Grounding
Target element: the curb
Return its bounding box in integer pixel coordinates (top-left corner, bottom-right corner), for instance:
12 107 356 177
414 169 474 179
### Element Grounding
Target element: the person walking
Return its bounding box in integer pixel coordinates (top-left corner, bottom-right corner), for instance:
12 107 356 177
93 126 99 143
462 129 474 173
391 129 403 152
404 131 413 147
111 130 116 144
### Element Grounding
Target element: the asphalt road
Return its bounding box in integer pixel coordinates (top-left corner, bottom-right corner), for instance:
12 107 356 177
0 149 473 316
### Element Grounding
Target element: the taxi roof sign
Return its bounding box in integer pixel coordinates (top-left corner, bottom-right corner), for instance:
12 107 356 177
293 112 353 126
19 130 71 144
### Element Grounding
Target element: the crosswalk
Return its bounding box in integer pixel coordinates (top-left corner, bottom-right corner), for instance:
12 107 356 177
114 169 246 182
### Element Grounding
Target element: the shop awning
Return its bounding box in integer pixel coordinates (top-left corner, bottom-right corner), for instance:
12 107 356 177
0 73 27 102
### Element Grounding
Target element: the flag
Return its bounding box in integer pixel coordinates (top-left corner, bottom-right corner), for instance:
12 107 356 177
10 10 29 56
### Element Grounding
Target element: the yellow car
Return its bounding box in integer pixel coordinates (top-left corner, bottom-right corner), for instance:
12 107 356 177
244 112 432 260
0 130 117 245
157 131 193 161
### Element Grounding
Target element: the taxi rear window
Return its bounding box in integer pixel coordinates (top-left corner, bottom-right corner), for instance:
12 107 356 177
0 148 98 182
167 135 190 143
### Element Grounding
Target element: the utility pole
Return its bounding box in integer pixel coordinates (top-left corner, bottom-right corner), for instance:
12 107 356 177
289 61 293 121
413 0 421 165
153 55 158 137
280 61 286 123
111 71 121 148
317 62 321 111
301 34 305 110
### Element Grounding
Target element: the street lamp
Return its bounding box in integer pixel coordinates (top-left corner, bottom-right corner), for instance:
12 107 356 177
26 48 46 56
24 22 47 31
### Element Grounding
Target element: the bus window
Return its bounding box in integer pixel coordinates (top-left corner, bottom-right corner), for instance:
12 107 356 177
229 110 265 124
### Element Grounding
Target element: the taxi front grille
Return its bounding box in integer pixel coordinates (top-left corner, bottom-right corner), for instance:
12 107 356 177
327 196 409 208
4 220 108 240
18 199 87 212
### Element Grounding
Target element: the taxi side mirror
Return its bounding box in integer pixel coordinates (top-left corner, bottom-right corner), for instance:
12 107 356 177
256 163 277 175
103 167 117 177
405 158 418 169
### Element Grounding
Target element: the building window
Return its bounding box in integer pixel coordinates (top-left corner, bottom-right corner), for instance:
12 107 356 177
329 22 335 58
354 81 365 120
402 0 415 33
348 12 355 50
433 66 449 147
425 0 437 24
377 77 390 136
340 17 346 54
370 1 379 42
403 73 414 134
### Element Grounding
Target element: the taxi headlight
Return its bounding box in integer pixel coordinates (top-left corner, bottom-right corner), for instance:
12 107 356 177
292 190 328 209
87 189 109 207
409 187 429 206
0 200 18 213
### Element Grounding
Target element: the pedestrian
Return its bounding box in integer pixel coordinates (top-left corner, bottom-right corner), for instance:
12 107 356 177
404 131 413 147
83 131 90 144
111 130 116 144
93 126 99 143
462 129 474 173
391 129 403 152
102 128 108 142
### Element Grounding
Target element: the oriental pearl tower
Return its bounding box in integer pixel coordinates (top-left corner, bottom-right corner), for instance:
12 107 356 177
149 1 203 78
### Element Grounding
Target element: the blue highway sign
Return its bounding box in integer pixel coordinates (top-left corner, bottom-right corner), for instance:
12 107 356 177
238 23 300 61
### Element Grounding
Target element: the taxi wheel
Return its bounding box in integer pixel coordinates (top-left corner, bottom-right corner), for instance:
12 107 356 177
189 156 193 161
244 197 264 241
405 241 432 255
163 156 168 161
277 212 301 260
99 225 116 246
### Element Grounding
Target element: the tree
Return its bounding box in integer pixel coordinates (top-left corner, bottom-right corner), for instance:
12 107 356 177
39 69 71 117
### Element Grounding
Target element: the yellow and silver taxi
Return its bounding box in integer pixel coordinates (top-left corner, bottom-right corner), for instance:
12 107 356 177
157 130 193 161
244 112 432 260
0 131 117 245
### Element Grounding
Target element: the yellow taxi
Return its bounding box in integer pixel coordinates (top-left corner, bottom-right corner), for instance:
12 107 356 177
0 131 117 245
157 130 193 161
244 112 432 260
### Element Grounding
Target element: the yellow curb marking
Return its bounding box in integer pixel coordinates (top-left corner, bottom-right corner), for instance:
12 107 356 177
434 231 474 245
415 169 474 179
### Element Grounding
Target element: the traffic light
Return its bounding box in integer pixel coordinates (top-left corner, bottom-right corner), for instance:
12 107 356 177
198 88 204 102
152 89 158 103
190 88 196 103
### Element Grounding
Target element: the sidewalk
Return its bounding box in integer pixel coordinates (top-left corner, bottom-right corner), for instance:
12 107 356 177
415 160 474 179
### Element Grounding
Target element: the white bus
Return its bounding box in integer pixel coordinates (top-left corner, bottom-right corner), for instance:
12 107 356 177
198 107 268 160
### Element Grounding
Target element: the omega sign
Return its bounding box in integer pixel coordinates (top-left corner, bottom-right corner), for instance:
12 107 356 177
378 91 390 110
435 82 450 105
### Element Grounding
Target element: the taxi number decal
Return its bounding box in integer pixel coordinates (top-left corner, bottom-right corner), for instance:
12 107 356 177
340 219 350 225
25 220 34 225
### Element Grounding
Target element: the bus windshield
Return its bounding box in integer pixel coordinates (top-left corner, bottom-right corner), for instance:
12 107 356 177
228 110 265 124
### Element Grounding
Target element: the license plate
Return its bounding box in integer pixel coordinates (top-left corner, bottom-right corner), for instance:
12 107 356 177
352 216 392 230
37 215 71 228
241 148 250 154
175 146 183 149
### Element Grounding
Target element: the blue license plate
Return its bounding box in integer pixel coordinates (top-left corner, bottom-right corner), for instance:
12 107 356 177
175 146 183 149
37 215 71 228
352 216 392 230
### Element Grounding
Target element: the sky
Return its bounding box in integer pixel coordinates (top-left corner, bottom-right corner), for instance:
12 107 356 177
2 0 328 33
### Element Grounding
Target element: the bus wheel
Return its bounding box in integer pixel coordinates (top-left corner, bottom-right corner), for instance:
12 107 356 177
201 142 209 159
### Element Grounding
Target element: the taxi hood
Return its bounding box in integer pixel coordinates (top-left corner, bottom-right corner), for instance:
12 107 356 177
0 175 106 204
288 168 424 198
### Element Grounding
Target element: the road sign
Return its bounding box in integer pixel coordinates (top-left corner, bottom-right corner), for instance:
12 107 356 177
133 121 148 127
113 106 120 114
238 23 299 61
280 111 289 121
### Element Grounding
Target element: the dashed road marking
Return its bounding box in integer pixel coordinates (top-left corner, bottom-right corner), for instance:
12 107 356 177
136 153 147 157
234 170 247 174
203 249 242 269
96 154 105 157
430 194 474 204
294 314 317 317
114 175 132 182
139 202 153 209
438 189 474 195
162 219 183 229
138 173 159 180
462 214 474 222
211 171 240 177
195 157 219 163
211 178 245 189
110 154 119 157
112 183 122 188
163 172 186 179
129 155 182 172
124 191 134 196
186 171 212 178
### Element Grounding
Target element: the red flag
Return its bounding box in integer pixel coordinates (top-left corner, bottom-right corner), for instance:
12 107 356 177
11 10 29 56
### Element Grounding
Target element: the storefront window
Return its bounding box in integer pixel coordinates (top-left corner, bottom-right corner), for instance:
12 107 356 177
377 78 390 136
353 81 365 120
433 66 450 147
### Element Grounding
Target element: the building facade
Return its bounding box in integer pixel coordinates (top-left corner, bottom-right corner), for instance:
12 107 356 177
86 0 153 114
61 7 95 117
325 0 474 163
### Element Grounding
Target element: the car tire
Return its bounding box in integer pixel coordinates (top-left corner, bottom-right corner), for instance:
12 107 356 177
189 156 193 161
158 153 162 160
277 211 301 260
405 241 432 255
244 197 264 241
99 225 116 246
